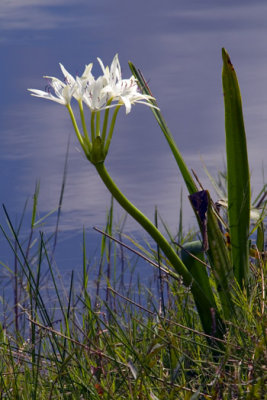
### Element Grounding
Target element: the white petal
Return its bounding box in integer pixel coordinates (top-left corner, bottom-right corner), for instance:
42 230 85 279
28 88 48 97
82 63 94 82
120 96 132 114
97 57 106 75
110 53 121 83
59 63 75 86
28 89 66 105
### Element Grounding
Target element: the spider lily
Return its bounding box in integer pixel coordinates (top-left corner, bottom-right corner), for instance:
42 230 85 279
28 75 76 106
98 54 155 114
28 55 157 163
59 63 95 103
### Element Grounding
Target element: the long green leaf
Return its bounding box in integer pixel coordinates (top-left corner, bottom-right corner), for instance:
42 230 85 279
222 48 251 290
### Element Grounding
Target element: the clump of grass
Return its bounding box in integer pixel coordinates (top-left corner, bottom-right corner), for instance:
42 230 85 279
0 189 266 399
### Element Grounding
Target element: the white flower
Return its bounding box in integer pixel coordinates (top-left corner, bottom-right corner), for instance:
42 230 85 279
28 55 157 114
82 75 111 111
28 76 75 105
28 63 94 106
109 76 155 114
60 63 95 102
98 54 155 114
28 63 77 106
97 53 121 89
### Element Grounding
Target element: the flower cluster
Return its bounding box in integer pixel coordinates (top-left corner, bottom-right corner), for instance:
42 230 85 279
28 54 153 114
28 54 157 164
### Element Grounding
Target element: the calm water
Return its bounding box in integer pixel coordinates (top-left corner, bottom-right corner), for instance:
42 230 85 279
0 0 266 274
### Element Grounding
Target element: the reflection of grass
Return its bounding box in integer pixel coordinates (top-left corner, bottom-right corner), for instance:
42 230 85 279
0 188 266 399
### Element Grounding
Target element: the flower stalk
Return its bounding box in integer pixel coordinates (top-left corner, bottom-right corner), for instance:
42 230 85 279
66 104 87 153
104 105 121 155
78 101 90 145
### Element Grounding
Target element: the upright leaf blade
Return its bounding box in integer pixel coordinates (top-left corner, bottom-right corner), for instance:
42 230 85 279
222 48 251 290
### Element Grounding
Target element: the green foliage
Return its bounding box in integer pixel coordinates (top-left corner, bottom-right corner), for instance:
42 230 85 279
129 49 266 341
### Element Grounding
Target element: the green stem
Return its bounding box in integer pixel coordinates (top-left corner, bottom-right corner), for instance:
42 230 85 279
96 111 101 137
101 99 113 144
91 112 96 142
78 101 91 151
95 164 190 282
94 162 224 338
104 105 121 155
67 104 87 153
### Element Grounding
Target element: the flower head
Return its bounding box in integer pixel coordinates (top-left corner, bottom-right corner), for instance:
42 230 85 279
60 63 96 103
82 75 111 111
97 53 121 89
28 55 156 114
98 54 155 114
28 54 158 164
28 74 76 106
108 76 155 114
28 63 96 106
28 67 76 106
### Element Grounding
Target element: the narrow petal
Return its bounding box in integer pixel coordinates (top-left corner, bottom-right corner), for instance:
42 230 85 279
120 96 132 114
28 89 66 105
110 53 121 84
59 63 75 86
81 63 95 83
97 57 107 75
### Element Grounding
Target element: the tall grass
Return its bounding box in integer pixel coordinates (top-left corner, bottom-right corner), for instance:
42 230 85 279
0 183 266 398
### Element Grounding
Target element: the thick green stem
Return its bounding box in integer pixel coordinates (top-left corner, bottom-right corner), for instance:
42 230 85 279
95 164 190 282
95 162 224 338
